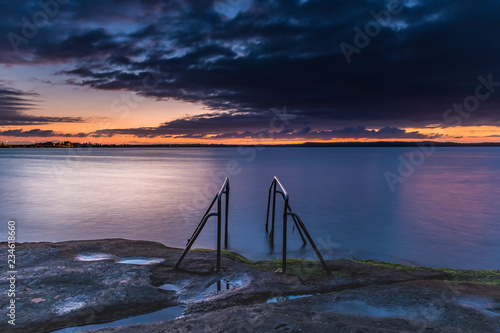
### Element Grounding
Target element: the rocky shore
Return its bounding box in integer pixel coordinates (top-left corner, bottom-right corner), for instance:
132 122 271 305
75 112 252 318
0 239 499 333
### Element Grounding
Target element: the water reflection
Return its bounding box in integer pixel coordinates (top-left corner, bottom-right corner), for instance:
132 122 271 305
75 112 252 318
1 147 499 269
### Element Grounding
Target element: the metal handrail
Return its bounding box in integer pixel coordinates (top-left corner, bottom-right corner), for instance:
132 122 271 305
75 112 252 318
286 212 330 274
265 177 331 275
174 178 230 273
266 177 305 244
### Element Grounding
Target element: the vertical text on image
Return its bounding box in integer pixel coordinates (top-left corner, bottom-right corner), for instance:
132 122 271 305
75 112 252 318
6 220 17 326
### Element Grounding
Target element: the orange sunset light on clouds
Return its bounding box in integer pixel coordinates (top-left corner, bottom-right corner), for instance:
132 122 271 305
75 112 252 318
1 1 500 145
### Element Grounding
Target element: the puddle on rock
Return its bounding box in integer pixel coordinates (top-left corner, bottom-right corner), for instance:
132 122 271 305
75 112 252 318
185 277 246 301
52 305 184 333
267 293 320 303
456 297 500 317
327 300 441 322
205 278 243 296
159 284 179 292
75 253 114 261
329 300 409 319
117 257 165 265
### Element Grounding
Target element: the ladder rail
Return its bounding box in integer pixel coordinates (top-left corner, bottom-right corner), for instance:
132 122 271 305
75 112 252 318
265 177 331 275
174 178 230 273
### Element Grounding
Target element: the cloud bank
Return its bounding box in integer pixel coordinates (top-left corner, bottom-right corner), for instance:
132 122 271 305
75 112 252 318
0 83 84 125
1 0 499 140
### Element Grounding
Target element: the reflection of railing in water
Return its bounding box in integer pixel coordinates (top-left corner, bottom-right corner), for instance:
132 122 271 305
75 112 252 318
266 177 331 275
216 280 230 292
173 178 230 273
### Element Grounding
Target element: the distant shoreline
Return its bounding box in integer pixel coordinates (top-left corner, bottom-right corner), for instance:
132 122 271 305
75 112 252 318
2 141 500 148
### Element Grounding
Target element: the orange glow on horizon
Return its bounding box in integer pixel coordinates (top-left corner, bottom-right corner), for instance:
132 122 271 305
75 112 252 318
1 124 499 145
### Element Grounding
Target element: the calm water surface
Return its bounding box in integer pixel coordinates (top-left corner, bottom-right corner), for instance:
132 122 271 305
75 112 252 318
1 147 499 270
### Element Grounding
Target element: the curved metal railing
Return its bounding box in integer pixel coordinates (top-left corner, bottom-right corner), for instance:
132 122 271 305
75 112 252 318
174 178 230 273
265 177 330 274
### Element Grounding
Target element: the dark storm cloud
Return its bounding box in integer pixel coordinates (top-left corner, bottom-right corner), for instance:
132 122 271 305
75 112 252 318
93 109 299 138
181 126 442 140
93 112 440 140
2 0 500 139
0 83 84 125
0 128 88 137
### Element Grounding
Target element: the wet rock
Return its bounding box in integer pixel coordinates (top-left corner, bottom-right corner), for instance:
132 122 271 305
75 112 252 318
0 239 499 333
0 240 179 333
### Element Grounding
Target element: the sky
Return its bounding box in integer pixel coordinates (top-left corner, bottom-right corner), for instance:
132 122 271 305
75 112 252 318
1 0 500 144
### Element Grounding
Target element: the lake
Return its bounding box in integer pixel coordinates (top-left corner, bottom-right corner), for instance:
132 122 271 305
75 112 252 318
1 147 499 270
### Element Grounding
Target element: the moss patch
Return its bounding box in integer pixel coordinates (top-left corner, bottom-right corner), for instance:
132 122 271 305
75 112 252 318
221 250 253 265
253 258 331 280
353 260 428 271
192 248 213 253
192 249 330 279
191 249 500 284
439 268 500 285
192 248 251 264
354 259 500 285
